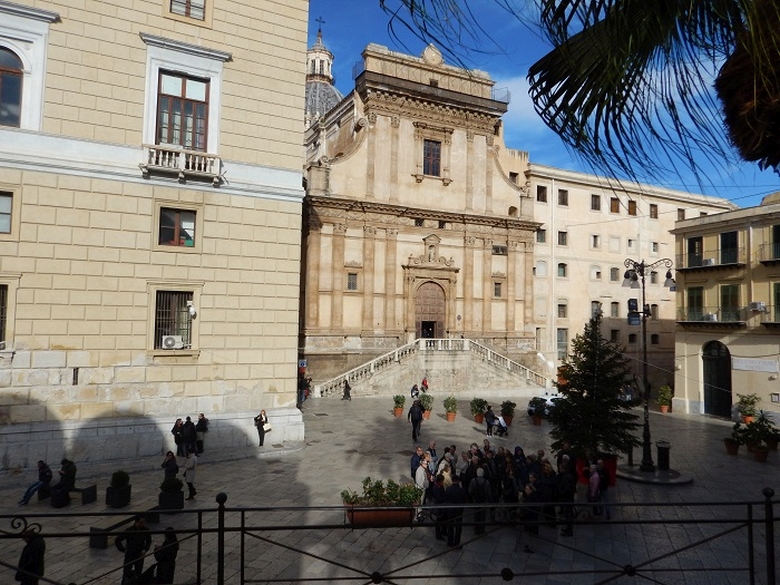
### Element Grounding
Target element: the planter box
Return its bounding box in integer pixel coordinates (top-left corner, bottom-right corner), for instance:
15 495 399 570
106 485 132 509
724 439 740 455
158 491 185 511
345 507 414 528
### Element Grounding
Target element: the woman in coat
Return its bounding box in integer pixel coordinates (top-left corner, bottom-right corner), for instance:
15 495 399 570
153 527 179 584
254 410 268 447
161 451 178 480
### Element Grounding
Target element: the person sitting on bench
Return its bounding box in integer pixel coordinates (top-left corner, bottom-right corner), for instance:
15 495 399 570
52 458 76 495
19 460 53 506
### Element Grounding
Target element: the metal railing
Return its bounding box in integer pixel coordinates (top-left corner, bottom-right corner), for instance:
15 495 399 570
678 306 745 322
1 489 777 584
676 247 745 269
316 338 550 397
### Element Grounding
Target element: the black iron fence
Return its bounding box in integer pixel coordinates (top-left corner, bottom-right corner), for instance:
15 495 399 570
1 488 776 584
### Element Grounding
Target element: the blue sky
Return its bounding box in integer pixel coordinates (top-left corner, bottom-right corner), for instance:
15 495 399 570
307 0 779 208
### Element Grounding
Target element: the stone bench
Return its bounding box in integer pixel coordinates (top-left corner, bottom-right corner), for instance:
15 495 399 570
51 484 98 508
89 507 161 549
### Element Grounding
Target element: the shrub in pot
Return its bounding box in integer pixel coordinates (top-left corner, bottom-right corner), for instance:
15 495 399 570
736 393 760 422
657 385 673 413
106 470 131 508
419 393 434 419
443 396 458 421
159 477 184 511
341 477 422 527
393 395 406 417
500 400 517 425
469 398 488 422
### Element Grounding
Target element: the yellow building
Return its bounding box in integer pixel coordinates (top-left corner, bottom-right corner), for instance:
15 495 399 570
302 43 539 380
673 194 780 419
0 0 307 467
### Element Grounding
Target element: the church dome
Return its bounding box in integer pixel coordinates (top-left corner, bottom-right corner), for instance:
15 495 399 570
304 28 343 128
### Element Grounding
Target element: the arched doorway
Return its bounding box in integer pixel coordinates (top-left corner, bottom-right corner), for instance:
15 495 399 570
702 341 732 418
415 282 445 338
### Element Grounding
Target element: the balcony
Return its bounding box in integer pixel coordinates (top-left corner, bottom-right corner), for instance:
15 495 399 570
676 247 745 271
758 243 780 265
760 304 780 328
677 306 746 328
140 144 223 186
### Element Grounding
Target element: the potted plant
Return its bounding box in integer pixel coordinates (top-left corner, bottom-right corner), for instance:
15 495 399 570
724 423 745 455
341 477 422 527
419 393 434 419
736 392 760 423
469 397 488 423
500 400 517 426
105 470 131 508
443 396 458 422
754 410 779 450
529 397 548 425
158 477 184 511
393 395 406 417
657 385 673 413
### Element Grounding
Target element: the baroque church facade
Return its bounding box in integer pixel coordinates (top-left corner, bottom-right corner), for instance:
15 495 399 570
302 42 540 379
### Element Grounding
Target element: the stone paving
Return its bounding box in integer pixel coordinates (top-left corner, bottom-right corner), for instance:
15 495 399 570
0 395 777 584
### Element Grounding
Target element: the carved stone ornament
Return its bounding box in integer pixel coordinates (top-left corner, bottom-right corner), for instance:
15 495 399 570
421 44 444 66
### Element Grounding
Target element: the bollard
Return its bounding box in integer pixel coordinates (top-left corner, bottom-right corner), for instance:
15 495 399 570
656 441 671 471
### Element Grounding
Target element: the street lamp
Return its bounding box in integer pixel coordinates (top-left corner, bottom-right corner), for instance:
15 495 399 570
623 258 675 473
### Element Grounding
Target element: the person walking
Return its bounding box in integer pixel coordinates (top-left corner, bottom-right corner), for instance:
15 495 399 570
183 450 198 500
408 399 424 442
161 451 178 481
341 379 352 401
444 475 468 548
153 527 179 584
195 413 209 454
254 410 268 447
15 528 45 585
19 461 52 506
115 515 151 584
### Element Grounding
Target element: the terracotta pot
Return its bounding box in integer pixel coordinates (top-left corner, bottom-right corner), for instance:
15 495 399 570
393 407 403 417
345 507 414 528
742 416 755 424
753 446 769 463
503 415 513 426
445 411 457 422
532 415 543 426
474 414 484 424
724 439 740 455
659 405 669 413
745 441 759 453
423 410 431 420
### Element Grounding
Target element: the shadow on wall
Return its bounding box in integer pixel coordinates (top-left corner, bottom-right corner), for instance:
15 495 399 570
0 406 304 474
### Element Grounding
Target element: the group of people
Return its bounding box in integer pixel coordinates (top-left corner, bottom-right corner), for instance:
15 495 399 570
115 515 179 584
18 458 77 508
161 449 198 500
409 438 611 551
170 414 209 457
410 377 429 399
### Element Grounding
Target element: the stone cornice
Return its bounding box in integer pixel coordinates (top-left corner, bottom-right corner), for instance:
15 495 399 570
140 33 232 62
0 0 59 23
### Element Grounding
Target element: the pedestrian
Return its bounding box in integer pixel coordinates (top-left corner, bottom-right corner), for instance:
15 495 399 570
410 445 424 479
161 451 178 481
115 515 151 585
407 399 423 442
557 456 576 537
587 463 601 515
421 377 428 392
171 419 185 457
254 410 269 447
342 379 352 401
410 384 420 399
182 416 197 455
19 460 52 506
444 474 468 547
484 405 497 436
183 450 198 500
195 413 209 454
15 528 45 585
467 467 491 535
51 458 76 507
596 459 612 520
150 527 179 584
520 483 541 553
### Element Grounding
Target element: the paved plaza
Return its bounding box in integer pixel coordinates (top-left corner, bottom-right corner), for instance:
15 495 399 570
0 395 777 584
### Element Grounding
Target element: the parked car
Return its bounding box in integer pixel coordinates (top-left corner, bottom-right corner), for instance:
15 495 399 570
527 394 560 417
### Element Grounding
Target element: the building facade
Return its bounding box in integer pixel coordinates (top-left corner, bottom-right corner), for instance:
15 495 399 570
0 0 307 468
301 43 540 380
529 165 736 391
673 194 780 418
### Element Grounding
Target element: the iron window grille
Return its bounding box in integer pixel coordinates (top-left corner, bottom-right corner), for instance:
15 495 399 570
154 290 193 349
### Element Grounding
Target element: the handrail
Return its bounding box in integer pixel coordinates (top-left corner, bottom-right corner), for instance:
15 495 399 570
316 338 550 397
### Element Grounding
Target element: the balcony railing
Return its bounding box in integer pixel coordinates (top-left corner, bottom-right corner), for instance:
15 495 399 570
676 247 745 269
678 306 745 322
140 144 223 186
758 242 780 262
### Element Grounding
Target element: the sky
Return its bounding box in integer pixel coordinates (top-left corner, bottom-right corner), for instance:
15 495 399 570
307 0 779 208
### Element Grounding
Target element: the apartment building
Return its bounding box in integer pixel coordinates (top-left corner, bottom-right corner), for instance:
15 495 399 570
673 193 780 418
0 0 307 467
529 164 736 391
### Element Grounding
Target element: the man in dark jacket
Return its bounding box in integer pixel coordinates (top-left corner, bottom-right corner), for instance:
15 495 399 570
16 528 45 585
557 456 577 537
19 461 53 506
407 399 424 442
52 459 76 493
444 475 468 547
115 515 152 584
182 416 197 455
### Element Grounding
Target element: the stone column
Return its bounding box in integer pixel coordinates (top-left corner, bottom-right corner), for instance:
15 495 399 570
465 130 474 211
304 219 322 329
462 235 475 333
482 238 493 335
385 228 398 331
331 223 347 329
485 135 494 212
362 225 376 330
366 112 377 199
390 116 400 203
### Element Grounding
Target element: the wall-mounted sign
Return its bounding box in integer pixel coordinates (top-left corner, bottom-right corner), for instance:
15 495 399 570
732 357 778 373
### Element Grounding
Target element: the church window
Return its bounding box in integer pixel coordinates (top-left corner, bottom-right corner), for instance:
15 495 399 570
423 139 441 176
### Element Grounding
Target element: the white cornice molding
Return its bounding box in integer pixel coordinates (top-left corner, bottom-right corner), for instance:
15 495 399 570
140 32 232 62
0 0 59 23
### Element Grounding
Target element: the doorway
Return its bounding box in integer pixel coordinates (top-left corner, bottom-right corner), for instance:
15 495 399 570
702 341 732 418
415 282 445 339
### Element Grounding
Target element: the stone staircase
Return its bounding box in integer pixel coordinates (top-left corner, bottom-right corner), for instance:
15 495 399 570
314 338 552 399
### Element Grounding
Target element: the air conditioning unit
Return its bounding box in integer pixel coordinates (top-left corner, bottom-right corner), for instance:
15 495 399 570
702 258 716 266
749 301 767 313
161 335 184 350
704 313 718 322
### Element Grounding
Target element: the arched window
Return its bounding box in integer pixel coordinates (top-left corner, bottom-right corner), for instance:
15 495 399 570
557 263 567 277
0 47 23 127
591 265 602 280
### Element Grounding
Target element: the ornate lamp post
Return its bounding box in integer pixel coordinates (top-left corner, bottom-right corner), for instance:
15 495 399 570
623 258 675 472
